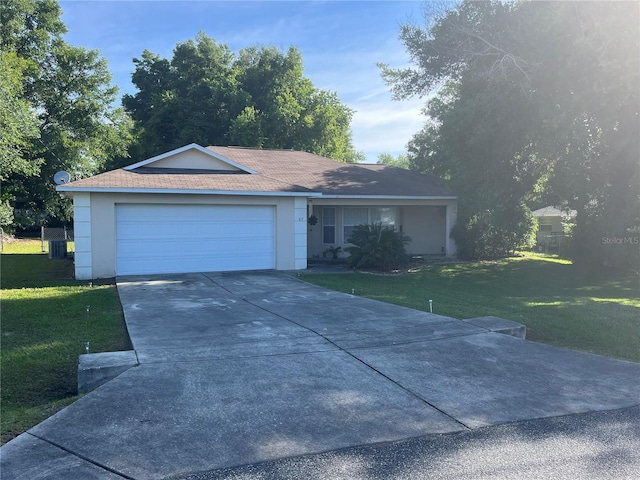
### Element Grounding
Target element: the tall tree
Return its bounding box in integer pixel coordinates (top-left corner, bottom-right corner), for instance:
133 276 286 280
532 2 640 268
377 152 409 169
381 1 639 266
1 0 132 229
123 34 361 163
0 51 41 226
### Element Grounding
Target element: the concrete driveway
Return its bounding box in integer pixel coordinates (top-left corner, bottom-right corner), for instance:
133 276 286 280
2 271 639 479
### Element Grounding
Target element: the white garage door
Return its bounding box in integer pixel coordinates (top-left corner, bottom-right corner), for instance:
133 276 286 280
116 204 275 275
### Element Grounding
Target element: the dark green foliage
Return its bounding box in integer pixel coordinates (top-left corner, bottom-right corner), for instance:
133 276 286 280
229 106 264 147
0 51 41 229
123 34 361 163
1 0 133 229
451 203 535 259
381 1 639 268
377 152 409 169
324 245 342 260
345 223 411 271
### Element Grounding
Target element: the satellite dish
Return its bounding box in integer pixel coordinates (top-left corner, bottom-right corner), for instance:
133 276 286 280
54 171 71 185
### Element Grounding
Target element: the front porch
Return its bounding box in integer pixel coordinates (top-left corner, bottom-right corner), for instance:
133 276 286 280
306 199 457 260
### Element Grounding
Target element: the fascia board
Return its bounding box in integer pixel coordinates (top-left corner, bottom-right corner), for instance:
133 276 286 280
318 195 458 200
55 186 321 197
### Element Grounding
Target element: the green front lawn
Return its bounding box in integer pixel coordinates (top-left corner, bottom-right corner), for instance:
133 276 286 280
1 242 637 444
301 253 640 362
1 239 131 444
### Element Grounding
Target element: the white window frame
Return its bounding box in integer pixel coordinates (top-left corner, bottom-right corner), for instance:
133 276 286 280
343 207 368 243
343 207 397 243
322 207 336 244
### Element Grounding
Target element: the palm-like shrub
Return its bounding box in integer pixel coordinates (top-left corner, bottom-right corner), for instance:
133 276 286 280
345 223 411 271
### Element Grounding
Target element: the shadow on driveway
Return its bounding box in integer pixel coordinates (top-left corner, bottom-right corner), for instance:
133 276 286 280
2 271 639 479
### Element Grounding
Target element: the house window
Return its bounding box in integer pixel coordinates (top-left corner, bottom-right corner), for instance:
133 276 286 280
343 207 396 242
371 207 396 227
322 208 335 244
540 224 552 231
343 208 369 241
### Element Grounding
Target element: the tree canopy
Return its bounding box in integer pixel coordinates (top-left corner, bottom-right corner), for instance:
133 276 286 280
122 33 361 165
381 1 639 267
1 0 132 230
377 152 409 169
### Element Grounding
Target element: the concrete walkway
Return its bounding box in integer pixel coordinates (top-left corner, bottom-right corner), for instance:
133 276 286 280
2 271 639 479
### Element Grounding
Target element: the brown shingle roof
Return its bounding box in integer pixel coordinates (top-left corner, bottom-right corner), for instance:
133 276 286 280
59 146 455 198
207 147 454 197
58 167 313 194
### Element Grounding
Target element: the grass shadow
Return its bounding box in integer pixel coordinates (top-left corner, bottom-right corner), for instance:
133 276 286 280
300 255 640 361
1 249 131 444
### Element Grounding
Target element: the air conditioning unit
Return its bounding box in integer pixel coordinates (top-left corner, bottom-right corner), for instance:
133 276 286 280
48 240 67 259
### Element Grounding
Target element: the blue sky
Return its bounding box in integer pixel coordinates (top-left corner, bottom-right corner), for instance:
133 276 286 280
59 1 431 162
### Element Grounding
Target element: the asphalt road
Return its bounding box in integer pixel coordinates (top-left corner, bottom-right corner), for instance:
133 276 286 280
177 406 640 480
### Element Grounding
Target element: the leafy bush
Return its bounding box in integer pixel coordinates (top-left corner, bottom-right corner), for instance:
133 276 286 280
0 201 14 230
451 204 536 260
345 223 411 271
568 212 640 273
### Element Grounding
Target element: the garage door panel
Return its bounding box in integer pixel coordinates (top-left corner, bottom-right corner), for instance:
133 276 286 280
117 254 274 275
116 204 275 275
117 236 274 255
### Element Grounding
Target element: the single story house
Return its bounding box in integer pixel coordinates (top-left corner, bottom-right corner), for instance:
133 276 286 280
57 144 457 279
532 206 576 251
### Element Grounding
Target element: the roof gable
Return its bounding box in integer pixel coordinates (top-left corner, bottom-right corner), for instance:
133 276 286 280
532 206 576 217
58 144 456 199
124 143 257 174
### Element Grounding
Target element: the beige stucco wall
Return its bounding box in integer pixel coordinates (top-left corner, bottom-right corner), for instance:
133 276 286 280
402 206 447 254
147 149 241 170
76 192 302 279
72 191 456 279
307 198 457 259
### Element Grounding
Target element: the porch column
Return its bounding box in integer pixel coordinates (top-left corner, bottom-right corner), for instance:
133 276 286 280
445 203 457 257
72 193 93 279
294 197 308 269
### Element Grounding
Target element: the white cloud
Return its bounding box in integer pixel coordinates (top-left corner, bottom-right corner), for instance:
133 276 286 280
352 100 425 161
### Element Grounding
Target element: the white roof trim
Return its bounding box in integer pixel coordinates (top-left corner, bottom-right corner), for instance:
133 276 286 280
319 195 458 200
123 143 258 174
56 185 456 201
56 186 320 197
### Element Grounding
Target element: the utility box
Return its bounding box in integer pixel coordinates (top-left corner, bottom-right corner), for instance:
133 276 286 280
48 240 67 259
